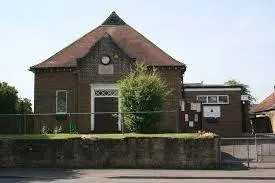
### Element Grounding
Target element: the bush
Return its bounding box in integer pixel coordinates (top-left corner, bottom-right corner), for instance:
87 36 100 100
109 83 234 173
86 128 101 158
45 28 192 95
118 64 169 133
252 116 273 133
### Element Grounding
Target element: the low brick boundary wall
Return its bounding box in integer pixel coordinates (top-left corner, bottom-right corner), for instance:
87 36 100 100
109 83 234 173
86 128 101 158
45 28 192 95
0 137 220 169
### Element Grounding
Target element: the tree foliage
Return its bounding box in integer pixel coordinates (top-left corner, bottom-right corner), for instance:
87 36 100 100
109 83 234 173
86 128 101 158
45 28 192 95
118 64 169 133
0 82 32 114
17 98 32 114
225 79 256 103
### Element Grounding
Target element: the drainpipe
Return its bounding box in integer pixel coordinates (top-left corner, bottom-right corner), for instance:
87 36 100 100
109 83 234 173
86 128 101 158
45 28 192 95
179 65 187 133
180 65 187 99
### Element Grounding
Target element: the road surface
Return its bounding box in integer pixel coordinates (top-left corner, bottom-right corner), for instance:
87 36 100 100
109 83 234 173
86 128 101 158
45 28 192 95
1 169 275 183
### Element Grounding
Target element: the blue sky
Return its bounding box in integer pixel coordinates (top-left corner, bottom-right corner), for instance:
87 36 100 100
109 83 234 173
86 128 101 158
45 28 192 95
0 0 274 104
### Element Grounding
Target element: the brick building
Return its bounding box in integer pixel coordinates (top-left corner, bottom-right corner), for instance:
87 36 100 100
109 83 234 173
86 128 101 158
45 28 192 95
182 83 244 137
30 12 246 136
30 12 186 133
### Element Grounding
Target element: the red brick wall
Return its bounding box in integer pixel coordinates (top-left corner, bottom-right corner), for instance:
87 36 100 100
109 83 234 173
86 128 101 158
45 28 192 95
157 68 183 132
34 71 77 113
33 71 77 132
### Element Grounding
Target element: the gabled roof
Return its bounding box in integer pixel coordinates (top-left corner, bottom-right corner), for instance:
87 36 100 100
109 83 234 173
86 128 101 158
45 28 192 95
254 92 275 113
31 12 184 70
249 104 259 114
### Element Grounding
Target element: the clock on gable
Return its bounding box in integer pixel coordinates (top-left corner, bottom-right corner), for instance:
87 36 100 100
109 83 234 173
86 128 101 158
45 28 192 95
101 56 111 65
98 55 114 74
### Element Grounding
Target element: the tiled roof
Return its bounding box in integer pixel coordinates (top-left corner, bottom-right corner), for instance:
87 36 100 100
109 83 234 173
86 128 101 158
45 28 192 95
254 92 275 113
31 12 184 69
249 104 259 114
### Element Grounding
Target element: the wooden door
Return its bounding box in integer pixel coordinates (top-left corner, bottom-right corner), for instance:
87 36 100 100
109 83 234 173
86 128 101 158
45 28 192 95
94 97 118 133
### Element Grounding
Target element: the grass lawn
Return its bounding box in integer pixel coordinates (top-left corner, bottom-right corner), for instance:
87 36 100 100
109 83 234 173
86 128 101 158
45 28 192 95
0 133 215 140
0 133 81 140
91 133 202 139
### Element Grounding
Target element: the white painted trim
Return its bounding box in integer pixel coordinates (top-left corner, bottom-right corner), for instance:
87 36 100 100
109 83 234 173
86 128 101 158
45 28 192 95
90 83 117 89
93 95 118 98
93 89 118 98
56 90 67 114
90 85 95 131
118 97 122 131
185 88 241 92
90 83 121 131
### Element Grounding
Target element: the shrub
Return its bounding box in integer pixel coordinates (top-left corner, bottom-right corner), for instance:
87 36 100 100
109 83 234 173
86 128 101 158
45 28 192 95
67 122 78 134
118 64 169 133
53 124 62 134
252 116 273 133
41 124 51 134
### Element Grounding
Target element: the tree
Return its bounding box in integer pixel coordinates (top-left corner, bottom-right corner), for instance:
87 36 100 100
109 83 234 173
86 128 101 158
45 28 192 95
224 79 256 103
118 64 169 133
17 98 32 114
0 82 32 114
0 82 19 114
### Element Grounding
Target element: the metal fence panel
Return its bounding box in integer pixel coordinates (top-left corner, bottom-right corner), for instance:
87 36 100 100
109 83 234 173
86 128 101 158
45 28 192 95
220 134 275 169
0 110 179 134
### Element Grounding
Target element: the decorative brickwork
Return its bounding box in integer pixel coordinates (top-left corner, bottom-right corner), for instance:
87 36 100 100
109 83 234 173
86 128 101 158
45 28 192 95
77 35 135 83
101 11 127 25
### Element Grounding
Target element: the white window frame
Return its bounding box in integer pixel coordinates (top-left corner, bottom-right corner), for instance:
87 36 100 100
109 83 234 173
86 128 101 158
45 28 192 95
197 96 207 104
208 95 218 104
56 90 68 114
218 95 230 104
197 95 229 104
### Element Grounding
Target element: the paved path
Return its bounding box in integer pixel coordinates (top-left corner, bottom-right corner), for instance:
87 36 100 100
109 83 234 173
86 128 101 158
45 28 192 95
1 169 275 182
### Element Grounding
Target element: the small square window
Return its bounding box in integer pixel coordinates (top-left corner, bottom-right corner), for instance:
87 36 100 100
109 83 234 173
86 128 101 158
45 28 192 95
219 95 229 104
197 96 207 103
208 96 218 103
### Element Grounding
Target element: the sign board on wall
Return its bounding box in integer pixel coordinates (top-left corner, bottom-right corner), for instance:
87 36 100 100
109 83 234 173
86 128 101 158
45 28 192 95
98 64 114 75
180 100 185 111
203 106 221 118
241 95 249 101
191 102 201 112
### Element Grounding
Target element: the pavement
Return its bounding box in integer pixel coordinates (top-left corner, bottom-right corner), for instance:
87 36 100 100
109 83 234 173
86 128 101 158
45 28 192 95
1 169 275 183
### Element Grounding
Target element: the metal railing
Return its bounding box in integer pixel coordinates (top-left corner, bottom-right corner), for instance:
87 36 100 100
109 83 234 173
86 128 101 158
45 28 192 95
0 110 180 134
220 134 275 168
255 133 275 163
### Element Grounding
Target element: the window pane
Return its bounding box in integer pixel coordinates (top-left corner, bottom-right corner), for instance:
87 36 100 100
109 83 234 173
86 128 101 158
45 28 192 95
197 96 207 103
208 96 217 103
219 96 228 103
57 91 67 113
